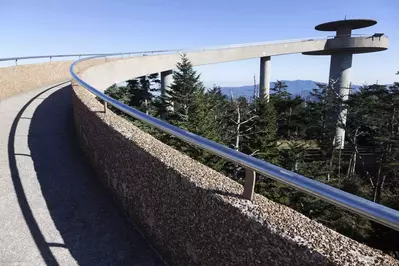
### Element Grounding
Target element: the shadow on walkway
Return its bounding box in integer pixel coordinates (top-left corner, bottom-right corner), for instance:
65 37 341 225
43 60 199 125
13 85 162 265
7 85 61 265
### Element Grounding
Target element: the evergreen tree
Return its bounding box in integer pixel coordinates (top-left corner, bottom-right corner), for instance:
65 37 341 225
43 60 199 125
166 54 205 130
249 97 279 164
160 54 226 169
271 80 289 96
126 74 160 114
103 84 132 116
204 85 228 143
346 83 399 203
187 88 227 170
104 83 131 106
270 80 305 138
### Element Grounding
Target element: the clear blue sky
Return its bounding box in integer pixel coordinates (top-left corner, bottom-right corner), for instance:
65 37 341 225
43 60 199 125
1 0 398 87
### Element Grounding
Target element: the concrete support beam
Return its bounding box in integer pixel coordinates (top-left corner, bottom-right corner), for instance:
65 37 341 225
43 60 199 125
160 70 174 114
336 27 352 36
161 70 173 97
259 56 271 100
328 53 353 149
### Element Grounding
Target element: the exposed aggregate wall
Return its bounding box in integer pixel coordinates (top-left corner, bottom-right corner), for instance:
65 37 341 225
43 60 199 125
72 81 397 266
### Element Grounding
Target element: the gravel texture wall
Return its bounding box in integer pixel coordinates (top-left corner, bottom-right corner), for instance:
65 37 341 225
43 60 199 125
0 58 116 100
71 82 398 266
0 61 72 99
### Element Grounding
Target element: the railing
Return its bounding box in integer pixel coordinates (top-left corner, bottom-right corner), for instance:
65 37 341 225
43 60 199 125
70 38 398 231
1 33 387 66
0 50 173 65
173 33 386 52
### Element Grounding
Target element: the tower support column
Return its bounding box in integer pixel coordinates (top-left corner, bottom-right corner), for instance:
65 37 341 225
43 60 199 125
161 70 173 97
259 56 271 100
328 53 353 149
160 70 174 114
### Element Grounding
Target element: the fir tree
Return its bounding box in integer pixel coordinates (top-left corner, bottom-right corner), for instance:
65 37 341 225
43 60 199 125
270 80 305 138
105 83 131 106
126 74 160 114
166 54 205 130
249 97 279 164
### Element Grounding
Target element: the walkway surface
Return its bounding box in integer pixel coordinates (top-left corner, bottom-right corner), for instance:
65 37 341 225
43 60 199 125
0 83 164 265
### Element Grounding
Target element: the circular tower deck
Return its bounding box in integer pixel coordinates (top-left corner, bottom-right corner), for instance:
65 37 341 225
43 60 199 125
303 18 387 56
315 19 377 31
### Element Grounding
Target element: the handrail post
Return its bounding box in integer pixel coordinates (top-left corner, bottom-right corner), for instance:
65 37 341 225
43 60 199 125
104 102 107 114
243 168 256 200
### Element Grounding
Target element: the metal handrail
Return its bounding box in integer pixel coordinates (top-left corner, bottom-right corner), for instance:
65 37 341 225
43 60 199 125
2 33 387 64
0 50 174 64
0 53 102 62
70 38 398 231
179 33 387 52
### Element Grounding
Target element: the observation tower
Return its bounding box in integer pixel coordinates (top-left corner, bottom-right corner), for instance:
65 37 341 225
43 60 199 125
304 19 388 148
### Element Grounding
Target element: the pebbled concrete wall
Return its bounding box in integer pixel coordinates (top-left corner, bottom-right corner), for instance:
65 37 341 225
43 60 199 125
0 58 116 100
0 61 72 99
71 82 398 266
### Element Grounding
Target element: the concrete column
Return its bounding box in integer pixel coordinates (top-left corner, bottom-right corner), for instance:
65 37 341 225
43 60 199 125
336 27 352 37
160 70 173 112
328 53 353 149
161 70 173 97
259 56 271 100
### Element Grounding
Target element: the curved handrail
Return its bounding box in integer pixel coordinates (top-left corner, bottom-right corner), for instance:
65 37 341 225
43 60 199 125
0 53 103 62
0 50 175 64
70 36 398 231
170 33 384 53
1 33 386 63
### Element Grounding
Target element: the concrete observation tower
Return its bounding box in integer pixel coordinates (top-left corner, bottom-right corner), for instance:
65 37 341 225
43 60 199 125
303 19 388 149
158 18 388 150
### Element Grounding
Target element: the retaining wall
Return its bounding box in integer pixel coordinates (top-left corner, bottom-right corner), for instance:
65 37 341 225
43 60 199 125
71 82 398 266
0 61 72 99
0 58 115 100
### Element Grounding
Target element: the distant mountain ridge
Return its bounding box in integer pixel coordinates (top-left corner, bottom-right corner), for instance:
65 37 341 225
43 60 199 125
221 80 362 99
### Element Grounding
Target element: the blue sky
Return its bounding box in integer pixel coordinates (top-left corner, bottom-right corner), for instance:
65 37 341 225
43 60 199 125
1 0 398 87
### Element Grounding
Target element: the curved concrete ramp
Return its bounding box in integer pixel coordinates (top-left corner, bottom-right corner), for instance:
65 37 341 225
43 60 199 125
0 83 163 265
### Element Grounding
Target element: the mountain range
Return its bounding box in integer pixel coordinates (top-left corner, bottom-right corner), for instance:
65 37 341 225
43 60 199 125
221 80 362 99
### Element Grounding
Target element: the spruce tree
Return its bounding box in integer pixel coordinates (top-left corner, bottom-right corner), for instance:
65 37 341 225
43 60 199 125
160 54 227 168
103 84 131 116
270 80 305 138
166 54 205 130
188 88 227 170
104 83 131 105
249 97 279 163
126 74 160 114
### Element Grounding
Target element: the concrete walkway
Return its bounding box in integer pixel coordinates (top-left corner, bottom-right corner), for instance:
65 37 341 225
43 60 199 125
0 83 164 265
